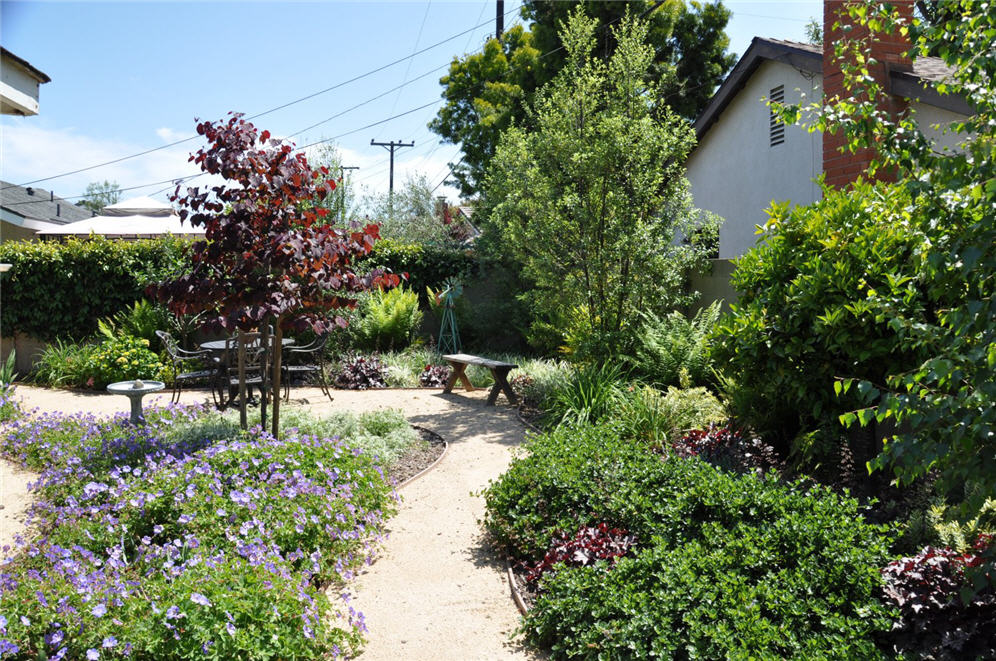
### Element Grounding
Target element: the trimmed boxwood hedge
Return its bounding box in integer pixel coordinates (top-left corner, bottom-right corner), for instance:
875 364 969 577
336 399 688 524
483 423 898 659
0 236 190 342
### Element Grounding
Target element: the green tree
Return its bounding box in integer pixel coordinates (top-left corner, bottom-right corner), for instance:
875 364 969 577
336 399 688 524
80 180 122 213
486 10 718 360
431 1 734 196
361 173 459 246
306 143 361 224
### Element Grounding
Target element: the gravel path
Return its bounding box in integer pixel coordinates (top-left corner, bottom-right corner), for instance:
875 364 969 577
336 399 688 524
1 385 538 660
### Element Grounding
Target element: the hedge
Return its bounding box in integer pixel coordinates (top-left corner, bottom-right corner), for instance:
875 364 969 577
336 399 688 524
0 236 190 342
362 239 479 296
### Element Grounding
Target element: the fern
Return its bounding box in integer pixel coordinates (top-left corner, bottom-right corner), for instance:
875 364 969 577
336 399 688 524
628 302 721 388
355 286 423 351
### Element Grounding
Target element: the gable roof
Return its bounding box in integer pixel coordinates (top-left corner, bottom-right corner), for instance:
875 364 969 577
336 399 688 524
693 37 969 143
0 181 94 226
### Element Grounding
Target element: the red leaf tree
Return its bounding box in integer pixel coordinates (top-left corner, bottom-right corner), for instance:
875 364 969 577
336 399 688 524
150 113 398 434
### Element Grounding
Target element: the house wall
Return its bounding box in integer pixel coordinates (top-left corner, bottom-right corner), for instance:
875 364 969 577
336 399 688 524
1 221 38 242
912 101 966 151
686 61 823 260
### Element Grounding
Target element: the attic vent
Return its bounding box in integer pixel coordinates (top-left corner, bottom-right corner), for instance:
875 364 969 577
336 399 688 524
769 85 785 147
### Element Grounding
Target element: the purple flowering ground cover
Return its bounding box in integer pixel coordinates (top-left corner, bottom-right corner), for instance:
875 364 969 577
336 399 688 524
0 403 399 659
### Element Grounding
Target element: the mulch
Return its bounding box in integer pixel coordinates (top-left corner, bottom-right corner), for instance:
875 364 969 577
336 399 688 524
386 426 446 486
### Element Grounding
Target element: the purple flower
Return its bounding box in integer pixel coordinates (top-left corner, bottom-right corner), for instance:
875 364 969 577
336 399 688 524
91 603 107 618
0 614 6 630
103 636 117 648
20 616 30 626
165 605 181 620
190 592 212 607
87 649 100 660
226 621 236 636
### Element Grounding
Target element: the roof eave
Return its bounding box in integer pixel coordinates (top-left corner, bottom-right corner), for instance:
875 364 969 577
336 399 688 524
693 38 822 142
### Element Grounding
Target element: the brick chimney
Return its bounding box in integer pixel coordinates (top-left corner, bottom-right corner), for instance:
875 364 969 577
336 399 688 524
822 0 914 188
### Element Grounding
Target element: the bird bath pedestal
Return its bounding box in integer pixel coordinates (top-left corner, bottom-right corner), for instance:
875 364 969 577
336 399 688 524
107 380 165 424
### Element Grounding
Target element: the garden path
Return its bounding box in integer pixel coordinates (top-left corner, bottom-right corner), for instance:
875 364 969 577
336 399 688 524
2 385 538 660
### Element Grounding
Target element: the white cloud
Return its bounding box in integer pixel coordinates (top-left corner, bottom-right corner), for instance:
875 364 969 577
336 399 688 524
154 127 192 143
0 120 206 203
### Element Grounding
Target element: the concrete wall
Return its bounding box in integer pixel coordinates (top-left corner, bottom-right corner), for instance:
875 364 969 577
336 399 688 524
686 61 823 260
689 259 738 313
1 334 47 376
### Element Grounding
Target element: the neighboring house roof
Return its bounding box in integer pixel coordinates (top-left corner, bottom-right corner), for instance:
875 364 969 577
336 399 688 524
0 181 93 231
693 37 968 143
0 47 51 84
37 195 203 239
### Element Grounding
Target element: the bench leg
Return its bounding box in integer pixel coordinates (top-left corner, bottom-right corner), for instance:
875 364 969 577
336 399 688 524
444 362 474 393
487 367 519 406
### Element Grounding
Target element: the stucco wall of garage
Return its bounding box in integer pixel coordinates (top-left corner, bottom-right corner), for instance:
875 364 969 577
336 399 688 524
686 61 823 260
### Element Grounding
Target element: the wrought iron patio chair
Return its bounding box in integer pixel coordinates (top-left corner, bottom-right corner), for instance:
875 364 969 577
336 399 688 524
281 334 333 402
216 332 268 410
156 330 222 404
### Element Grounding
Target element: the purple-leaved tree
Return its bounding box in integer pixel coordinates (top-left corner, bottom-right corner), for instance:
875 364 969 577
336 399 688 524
150 113 399 435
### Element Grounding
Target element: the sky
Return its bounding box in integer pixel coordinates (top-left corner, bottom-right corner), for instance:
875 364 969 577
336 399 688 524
0 0 822 208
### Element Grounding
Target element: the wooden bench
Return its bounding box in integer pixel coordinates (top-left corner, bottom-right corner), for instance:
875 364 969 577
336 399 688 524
442 353 519 406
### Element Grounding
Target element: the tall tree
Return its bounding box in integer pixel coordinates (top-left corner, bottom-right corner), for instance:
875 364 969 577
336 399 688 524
80 180 122 213
430 1 735 196
486 10 718 359
150 114 398 436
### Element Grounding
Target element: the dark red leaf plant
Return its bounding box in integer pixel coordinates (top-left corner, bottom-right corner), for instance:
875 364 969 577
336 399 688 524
149 113 399 435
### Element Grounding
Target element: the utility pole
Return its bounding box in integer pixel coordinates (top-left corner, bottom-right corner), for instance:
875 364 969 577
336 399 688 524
370 139 414 195
338 165 359 223
496 0 504 40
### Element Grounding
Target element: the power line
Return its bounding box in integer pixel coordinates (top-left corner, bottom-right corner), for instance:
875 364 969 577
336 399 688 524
2 4 521 193
6 99 444 208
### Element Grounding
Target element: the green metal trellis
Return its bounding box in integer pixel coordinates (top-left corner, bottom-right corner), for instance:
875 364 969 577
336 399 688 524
436 278 462 354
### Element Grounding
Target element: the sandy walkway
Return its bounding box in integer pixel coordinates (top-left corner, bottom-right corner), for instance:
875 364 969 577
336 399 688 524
2 385 538 659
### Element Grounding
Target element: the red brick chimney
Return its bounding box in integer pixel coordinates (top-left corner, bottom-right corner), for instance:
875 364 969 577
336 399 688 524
822 0 914 188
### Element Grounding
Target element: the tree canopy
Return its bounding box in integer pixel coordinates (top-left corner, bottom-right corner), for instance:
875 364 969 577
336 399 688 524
430 1 734 197
80 180 122 213
486 10 718 359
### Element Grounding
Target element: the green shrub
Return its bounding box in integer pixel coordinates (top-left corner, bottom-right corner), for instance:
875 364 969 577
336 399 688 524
85 334 168 388
626 302 721 388
546 363 626 427
711 183 927 460
353 286 423 352
0 235 190 341
31 339 102 388
615 385 725 448
97 298 173 351
483 424 897 658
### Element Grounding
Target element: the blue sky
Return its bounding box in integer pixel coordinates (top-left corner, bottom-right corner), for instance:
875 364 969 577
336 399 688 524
0 0 821 206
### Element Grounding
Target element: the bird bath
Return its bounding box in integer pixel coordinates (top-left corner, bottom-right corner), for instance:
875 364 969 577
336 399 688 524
106 379 165 424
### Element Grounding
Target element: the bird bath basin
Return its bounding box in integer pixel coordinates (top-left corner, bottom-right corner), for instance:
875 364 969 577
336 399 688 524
106 380 165 424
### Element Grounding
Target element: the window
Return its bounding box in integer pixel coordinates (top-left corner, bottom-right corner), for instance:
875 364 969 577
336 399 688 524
769 85 785 147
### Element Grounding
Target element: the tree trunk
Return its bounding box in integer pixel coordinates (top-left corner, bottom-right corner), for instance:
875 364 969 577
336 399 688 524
271 321 284 438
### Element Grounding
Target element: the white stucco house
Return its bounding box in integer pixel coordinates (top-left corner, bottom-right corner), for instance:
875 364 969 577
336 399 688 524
686 37 970 262
685 2 972 305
